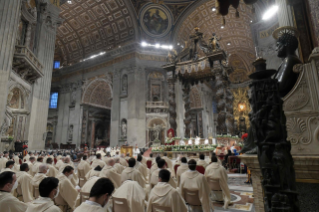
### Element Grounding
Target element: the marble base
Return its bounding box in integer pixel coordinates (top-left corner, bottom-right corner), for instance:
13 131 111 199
240 155 319 212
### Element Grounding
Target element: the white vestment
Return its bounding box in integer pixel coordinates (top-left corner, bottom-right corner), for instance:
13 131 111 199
0 191 28 212
55 160 63 170
134 161 148 180
26 161 34 175
147 182 187 212
17 171 34 203
90 159 106 169
23 155 30 162
121 167 146 188
31 162 42 176
0 157 8 170
119 158 128 167
31 173 47 187
46 164 59 177
77 160 91 177
85 170 101 180
176 163 189 186
1 168 15 173
113 180 145 212
197 159 208 169
180 171 213 212
26 197 61 212
205 162 231 208
57 173 80 210
99 165 121 188
74 202 105 212
113 163 125 174
81 177 100 193
150 169 176 188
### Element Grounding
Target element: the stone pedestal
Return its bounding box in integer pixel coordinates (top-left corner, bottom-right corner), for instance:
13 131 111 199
240 155 319 212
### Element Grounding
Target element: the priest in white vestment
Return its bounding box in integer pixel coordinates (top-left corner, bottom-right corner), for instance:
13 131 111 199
150 159 176 188
32 157 43 176
119 154 128 167
1 160 15 173
32 164 48 189
58 158 79 187
85 166 102 180
26 177 62 212
149 156 161 181
56 166 80 210
81 176 100 193
113 180 145 212
46 158 59 178
133 145 140 157
0 152 8 170
99 159 122 189
77 155 91 177
147 169 187 212
14 154 20 165
74 178 114 212
135 154 148 181
23 153 31 163
17 163 34 203
91 154 106 169
176 157 189 186
180 159 213 212
205 155 231 209
113 158 125 174
55 157 65 170
197 154 209 168
0 171 28 211
26 157 35 175
121 158 146 188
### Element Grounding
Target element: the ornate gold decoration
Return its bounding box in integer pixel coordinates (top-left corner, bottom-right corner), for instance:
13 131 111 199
231 87 250 129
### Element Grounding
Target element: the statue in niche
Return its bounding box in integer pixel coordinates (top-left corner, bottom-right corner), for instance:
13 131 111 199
68 125 73 141
151 124 163 142
0 107 13 137
70 84 77 107
121 119 127 138
122 75 128 95
209 33 222 51
273 27 302 97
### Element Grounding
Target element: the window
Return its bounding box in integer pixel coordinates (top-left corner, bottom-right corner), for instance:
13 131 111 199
49 92 58 109
53 61 60 69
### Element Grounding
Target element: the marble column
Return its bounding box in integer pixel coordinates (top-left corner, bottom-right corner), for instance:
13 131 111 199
276 0 294 27
27 2 62 150
91 120 95 148
0 0 22 128
183 84 191 138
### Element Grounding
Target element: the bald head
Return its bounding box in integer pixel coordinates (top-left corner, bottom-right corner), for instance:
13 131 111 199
39 164 48 174
64 157 70 163
108 159 115 167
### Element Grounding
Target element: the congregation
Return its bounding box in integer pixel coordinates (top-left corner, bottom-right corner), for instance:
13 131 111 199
0 149 230 212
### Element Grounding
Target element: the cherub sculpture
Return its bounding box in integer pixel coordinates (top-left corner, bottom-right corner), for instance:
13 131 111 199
209 33 222 51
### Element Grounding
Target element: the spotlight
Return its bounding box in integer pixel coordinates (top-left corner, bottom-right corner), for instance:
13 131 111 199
250 20 253 23
67 0 72 4
262 5 279 20
169 45 173 50
155 44 160 48
227 42 231 46
212 7 216 12
221 26 225 29
141 42 147 47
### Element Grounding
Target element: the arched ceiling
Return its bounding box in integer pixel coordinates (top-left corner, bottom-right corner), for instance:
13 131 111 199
55 0 137 65
174 0 256 84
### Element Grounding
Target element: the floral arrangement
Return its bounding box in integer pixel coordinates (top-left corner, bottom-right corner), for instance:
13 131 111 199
216 134 239 139
165 137 181 144
152 144 216 152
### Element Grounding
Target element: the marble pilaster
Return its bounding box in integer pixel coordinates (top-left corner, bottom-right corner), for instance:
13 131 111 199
0 0 22 128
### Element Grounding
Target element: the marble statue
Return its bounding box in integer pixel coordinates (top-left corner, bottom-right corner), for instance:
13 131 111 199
152 124 162 141
70 84 77 106
209 33 221 51
273 26 302 97
68 125 73 141
121 120 127 138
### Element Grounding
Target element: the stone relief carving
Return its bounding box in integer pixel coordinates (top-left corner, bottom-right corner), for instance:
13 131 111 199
284 80 310 111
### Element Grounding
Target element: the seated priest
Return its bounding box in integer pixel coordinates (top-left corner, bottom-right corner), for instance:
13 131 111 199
119 154 128 167
91 154 106 169
26 177 61 212
102 153 111 165
26 157 35 175
162 153 173 170
81 176 101 194
113 157 125 174
180 159 213 212
46 158 59 178
16 163 34 203
85 166 102 180
197 154 208 169
100 159 121 189
125 153 131 161
147 169 187 212
141 153 147 166
121 158 146 188
58 157 79 187
31 164 48 187
55 156 65 170
77 155 91 177
57 166 80 210
0 171 28 212
113 180 146 212
176 157 189 186
1 160 15 173
32 157 43 176
135 154 148 181
150 159 176 189
74 178 114 212
205 155 231 209
0 152 8 170
149 156 161 180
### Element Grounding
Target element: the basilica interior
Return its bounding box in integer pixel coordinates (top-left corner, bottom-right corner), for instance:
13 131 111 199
1 0 319 211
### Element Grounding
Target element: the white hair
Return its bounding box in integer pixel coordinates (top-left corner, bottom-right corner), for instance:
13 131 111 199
108 159 114 165
39 164 48 173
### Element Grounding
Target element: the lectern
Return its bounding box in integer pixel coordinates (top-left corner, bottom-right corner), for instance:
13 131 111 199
120 146 133 157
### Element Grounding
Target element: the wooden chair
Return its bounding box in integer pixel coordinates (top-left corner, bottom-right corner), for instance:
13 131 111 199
206 177 223 201
78 169 86 187
54 192 70 212
182 188 202 211
152 204 172 212
196 165 205 174
146 160 152 169
33 186 40 199
80 192 90 203
113 197 130 212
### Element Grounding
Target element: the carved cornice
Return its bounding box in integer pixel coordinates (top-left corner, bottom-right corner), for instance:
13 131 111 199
39 1 63 31
60 80 82 94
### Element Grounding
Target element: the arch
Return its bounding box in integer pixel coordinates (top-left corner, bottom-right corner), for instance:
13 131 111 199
190 86 202 109
82 78 113 109
147 117 167 129
7 84 30 110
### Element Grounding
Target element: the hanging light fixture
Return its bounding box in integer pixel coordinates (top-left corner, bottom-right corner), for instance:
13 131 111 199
67 0 72 4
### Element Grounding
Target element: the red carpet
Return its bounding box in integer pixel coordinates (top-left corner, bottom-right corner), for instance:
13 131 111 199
143 147 152 157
